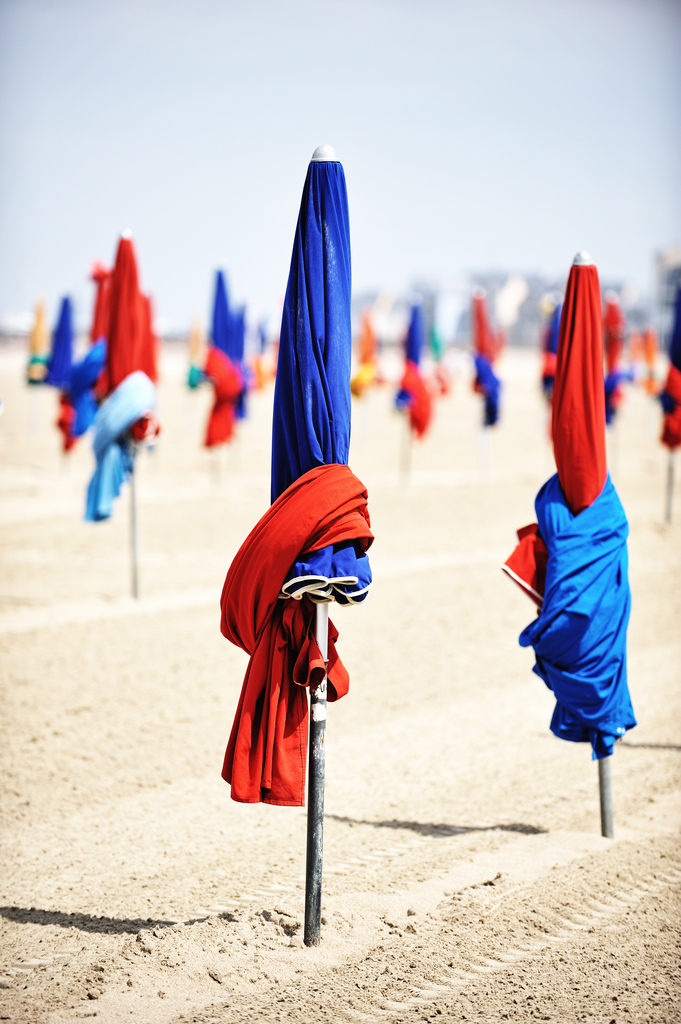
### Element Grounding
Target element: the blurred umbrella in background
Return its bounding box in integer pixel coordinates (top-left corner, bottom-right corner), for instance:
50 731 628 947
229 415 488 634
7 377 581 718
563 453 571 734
202 345 243 448
603 292 628 426
100 233 158 399
57 339 107 452
643 325 659 395
210 270 230 357
539 293 562 404
350 308 379 397
219 145 373 947
659 282 681 520
26 299 50 384
502 252 635 839
90 262 112 344
45 296 74 390
86 231 160 599
395 302 433 474
471 288 501 428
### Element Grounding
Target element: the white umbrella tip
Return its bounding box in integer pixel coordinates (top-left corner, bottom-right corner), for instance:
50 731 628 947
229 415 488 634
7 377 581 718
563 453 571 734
121 228 133 240
573 251 593 266
311 144 338 162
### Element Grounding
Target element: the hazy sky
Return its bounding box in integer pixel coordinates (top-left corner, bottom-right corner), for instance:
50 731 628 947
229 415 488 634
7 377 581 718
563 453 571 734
1 0 680 331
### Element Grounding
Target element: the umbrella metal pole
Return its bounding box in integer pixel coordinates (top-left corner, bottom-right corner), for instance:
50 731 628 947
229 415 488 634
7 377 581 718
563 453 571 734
304 602 328 947
130 459 139 600
598 754 614 839
400 414 412 485
665 451 674 524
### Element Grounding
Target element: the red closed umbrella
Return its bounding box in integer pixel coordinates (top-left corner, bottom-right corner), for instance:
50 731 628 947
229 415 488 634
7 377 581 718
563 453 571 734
90 262 111 344
551 254 607 514
100 233 158 398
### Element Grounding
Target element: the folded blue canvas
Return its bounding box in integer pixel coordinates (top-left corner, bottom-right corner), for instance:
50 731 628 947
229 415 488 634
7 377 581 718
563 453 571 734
474 353 501 426
281 539 372 605
69 340 106 437
519 472 636 759
85 371 155 522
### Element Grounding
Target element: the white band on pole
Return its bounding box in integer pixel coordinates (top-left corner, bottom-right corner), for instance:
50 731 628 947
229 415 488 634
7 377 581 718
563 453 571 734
315 602 329 662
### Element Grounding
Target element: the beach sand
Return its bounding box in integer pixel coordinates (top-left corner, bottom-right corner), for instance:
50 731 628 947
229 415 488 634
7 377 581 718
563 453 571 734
0 345 679 1023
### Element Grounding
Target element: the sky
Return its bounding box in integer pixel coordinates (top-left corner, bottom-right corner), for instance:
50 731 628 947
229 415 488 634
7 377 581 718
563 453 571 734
1 0 680 332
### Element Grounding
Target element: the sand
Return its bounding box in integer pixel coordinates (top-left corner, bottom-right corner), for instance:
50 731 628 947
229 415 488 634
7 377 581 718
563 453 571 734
0 344 679 1024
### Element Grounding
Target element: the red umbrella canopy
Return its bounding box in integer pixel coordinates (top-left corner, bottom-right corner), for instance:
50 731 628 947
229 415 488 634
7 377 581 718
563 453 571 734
471 288 496 361
102 234 157 397
551 253 607 514
90 261 111 344
603 292 625 374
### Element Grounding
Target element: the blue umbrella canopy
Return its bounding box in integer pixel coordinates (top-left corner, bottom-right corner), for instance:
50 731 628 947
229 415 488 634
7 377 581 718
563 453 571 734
271 145 369 606
405 303 424 366
46 296 74 389
271 150 352 504
210 270 230 356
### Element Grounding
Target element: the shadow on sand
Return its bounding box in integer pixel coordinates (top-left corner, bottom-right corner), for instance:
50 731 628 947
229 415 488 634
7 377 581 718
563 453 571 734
325 816 546 838
0 906 179 934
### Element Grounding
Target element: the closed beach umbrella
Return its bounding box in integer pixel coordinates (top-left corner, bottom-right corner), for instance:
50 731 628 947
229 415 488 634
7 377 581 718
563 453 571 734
46 297 74 389
90 262 111 344
219 145 373 945
502 253 636 837
102 233 157 398
395 303 433 441
203 345 243 447
27 300 50 384
540 297 562 402
471 288 501 427
57 340 107 452
210 270 230 356
660 283 681 519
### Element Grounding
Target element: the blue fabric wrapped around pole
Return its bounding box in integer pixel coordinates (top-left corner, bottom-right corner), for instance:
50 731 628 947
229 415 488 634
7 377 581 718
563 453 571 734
46 296 74 388
519 472 636 758
69 340 107 438
272 160 352 503
231 306 248 419
85 371 156 522
474 353 501 426
272 156 370 604
547 303 561 355
405 303 424 366
211 271 230 356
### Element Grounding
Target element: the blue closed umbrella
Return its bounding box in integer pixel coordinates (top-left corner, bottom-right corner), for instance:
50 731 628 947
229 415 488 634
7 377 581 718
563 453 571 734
46 296 74 389
405 302 424 366
273 149 369 605
210 271 230 356
272 144 369 944
271 154 352 504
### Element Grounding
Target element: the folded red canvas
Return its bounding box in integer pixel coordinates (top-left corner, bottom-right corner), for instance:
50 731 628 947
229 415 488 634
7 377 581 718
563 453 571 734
220 463 373 805
501 523 548 607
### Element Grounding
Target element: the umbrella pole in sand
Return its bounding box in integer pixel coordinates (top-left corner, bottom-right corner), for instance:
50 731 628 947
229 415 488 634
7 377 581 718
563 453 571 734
130 459 139 599
665 451 674 523
304 602 329 946
598 755 614 838
400 414 412 485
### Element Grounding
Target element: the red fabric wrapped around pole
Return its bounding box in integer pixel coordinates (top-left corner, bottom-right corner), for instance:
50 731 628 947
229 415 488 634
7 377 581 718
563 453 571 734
551 260 607 515
220 463 373 805
90 262 111 344
100 235 157 398
203 345 243 447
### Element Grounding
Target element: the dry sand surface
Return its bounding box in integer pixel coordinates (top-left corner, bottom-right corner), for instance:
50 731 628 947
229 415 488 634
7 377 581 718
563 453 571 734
0 344 679 1024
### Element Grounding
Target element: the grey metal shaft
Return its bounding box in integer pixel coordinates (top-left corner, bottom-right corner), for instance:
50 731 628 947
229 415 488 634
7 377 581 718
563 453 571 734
665 451 674 524
598 755 614 839
400 414 412 485
304 603 328 947
130 461 139 600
